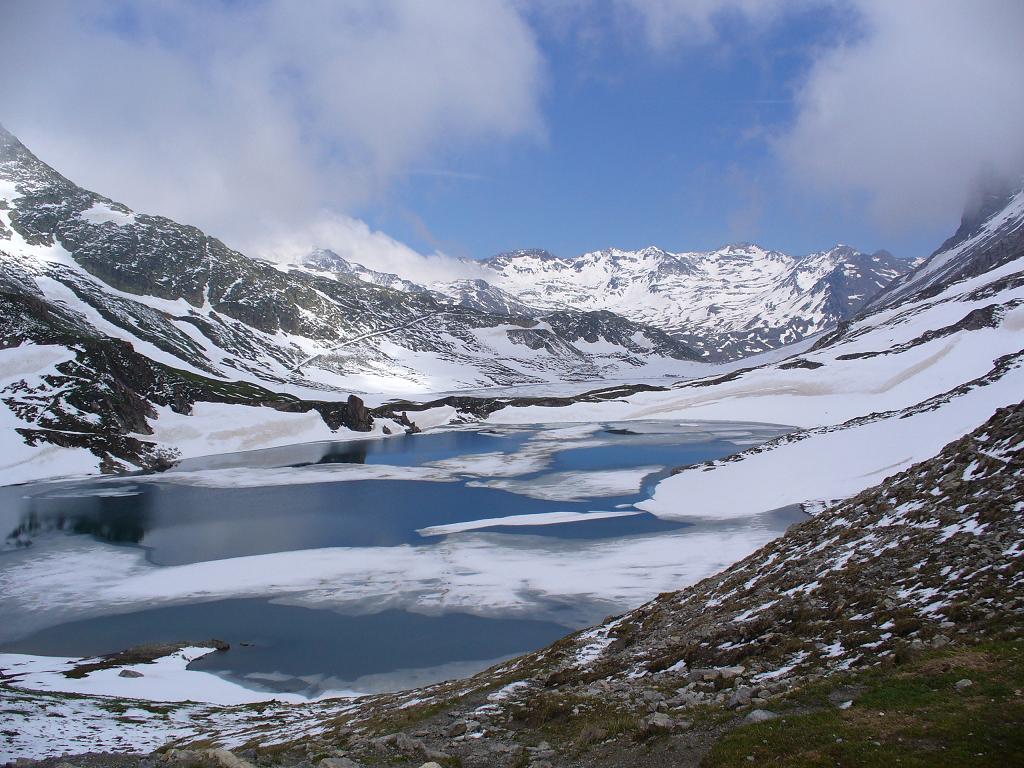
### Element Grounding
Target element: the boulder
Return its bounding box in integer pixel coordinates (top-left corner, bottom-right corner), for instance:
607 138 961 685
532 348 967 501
161 749 254 768
397 410 421 434
642 712 675 733
744 709 779 724
727 686 754 709
576 724 608 745
393 732 421 754
719 666 746 681
319 759 363 768
445 719 480 737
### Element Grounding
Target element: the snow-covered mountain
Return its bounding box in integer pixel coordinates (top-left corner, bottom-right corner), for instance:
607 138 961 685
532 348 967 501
448 180 1024 524
298 251 542 316
297 239 913 362
477 243 913 360
301 248 428 295
0 126 704 481
7 192 1021 755
0 120 1012 485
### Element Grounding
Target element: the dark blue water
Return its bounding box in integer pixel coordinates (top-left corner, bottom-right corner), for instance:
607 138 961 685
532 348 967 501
551 437 742 472
4 424 788 566
9 479 690 565
173 428 532 471
2 599 570 695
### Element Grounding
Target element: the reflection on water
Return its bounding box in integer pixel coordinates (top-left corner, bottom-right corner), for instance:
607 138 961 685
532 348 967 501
8 493 153 545
171 429 529 472
2 598 571 696
1 424 774 565
7 479 695 565
290 441 369 467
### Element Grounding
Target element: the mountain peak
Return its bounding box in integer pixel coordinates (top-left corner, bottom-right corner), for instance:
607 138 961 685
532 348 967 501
0 124 79 198
495 248 558 260
960 173 1022 233
862 178 1024 314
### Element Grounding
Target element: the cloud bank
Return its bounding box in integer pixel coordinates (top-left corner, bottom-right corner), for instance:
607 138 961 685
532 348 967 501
4 0 542 273
609 0 1024 240
778 0 1024 234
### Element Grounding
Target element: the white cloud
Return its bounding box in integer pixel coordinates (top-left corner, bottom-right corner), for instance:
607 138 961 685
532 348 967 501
603 0 1024 236
5 0 1020 273
258 212 483 284
778 0 1024 233
4 0 543 273
612 0 795 50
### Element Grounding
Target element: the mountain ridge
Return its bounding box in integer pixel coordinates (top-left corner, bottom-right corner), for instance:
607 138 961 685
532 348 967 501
475 241 913 360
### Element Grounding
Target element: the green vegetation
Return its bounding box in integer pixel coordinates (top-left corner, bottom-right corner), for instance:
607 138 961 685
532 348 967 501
704 641 1024 767
506 690 645 750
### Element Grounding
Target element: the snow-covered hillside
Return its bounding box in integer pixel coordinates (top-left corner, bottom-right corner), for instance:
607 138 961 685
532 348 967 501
0 126 703 481
0 119 1016 489
478 243 912 360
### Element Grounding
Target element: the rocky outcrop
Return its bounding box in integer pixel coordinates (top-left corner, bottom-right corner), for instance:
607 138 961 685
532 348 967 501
0 279 377 471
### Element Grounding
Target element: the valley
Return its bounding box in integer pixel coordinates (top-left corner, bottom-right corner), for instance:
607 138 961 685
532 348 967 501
1 124 1022 766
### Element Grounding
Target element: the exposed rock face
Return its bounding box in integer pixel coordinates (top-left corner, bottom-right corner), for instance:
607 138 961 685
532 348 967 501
343 395 372 432
542 309 701 361
271 395 373 433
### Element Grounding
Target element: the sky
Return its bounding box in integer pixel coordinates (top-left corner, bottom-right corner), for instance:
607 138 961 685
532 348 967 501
4 1 1024 280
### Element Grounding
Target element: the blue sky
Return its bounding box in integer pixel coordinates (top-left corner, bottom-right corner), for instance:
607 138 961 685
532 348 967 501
369 4 883 260
7 1 1024 277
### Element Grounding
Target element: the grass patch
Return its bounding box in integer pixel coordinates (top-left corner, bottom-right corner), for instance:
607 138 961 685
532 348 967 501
365 698 450 734
507 691 644 749
703 641 1024 767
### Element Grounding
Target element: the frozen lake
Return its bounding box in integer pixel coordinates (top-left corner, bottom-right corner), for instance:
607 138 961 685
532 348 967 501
0 420 798 698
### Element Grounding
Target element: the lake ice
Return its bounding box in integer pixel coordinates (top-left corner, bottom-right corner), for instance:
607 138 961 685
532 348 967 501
0 420 798 700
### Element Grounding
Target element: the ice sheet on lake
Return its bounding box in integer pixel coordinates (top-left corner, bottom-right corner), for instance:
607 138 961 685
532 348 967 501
145 463 456 488
119 422 647 488
0 515 786 642
417 509 641 536
0 647 310 706
467 466 662 500
424 449 551 477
